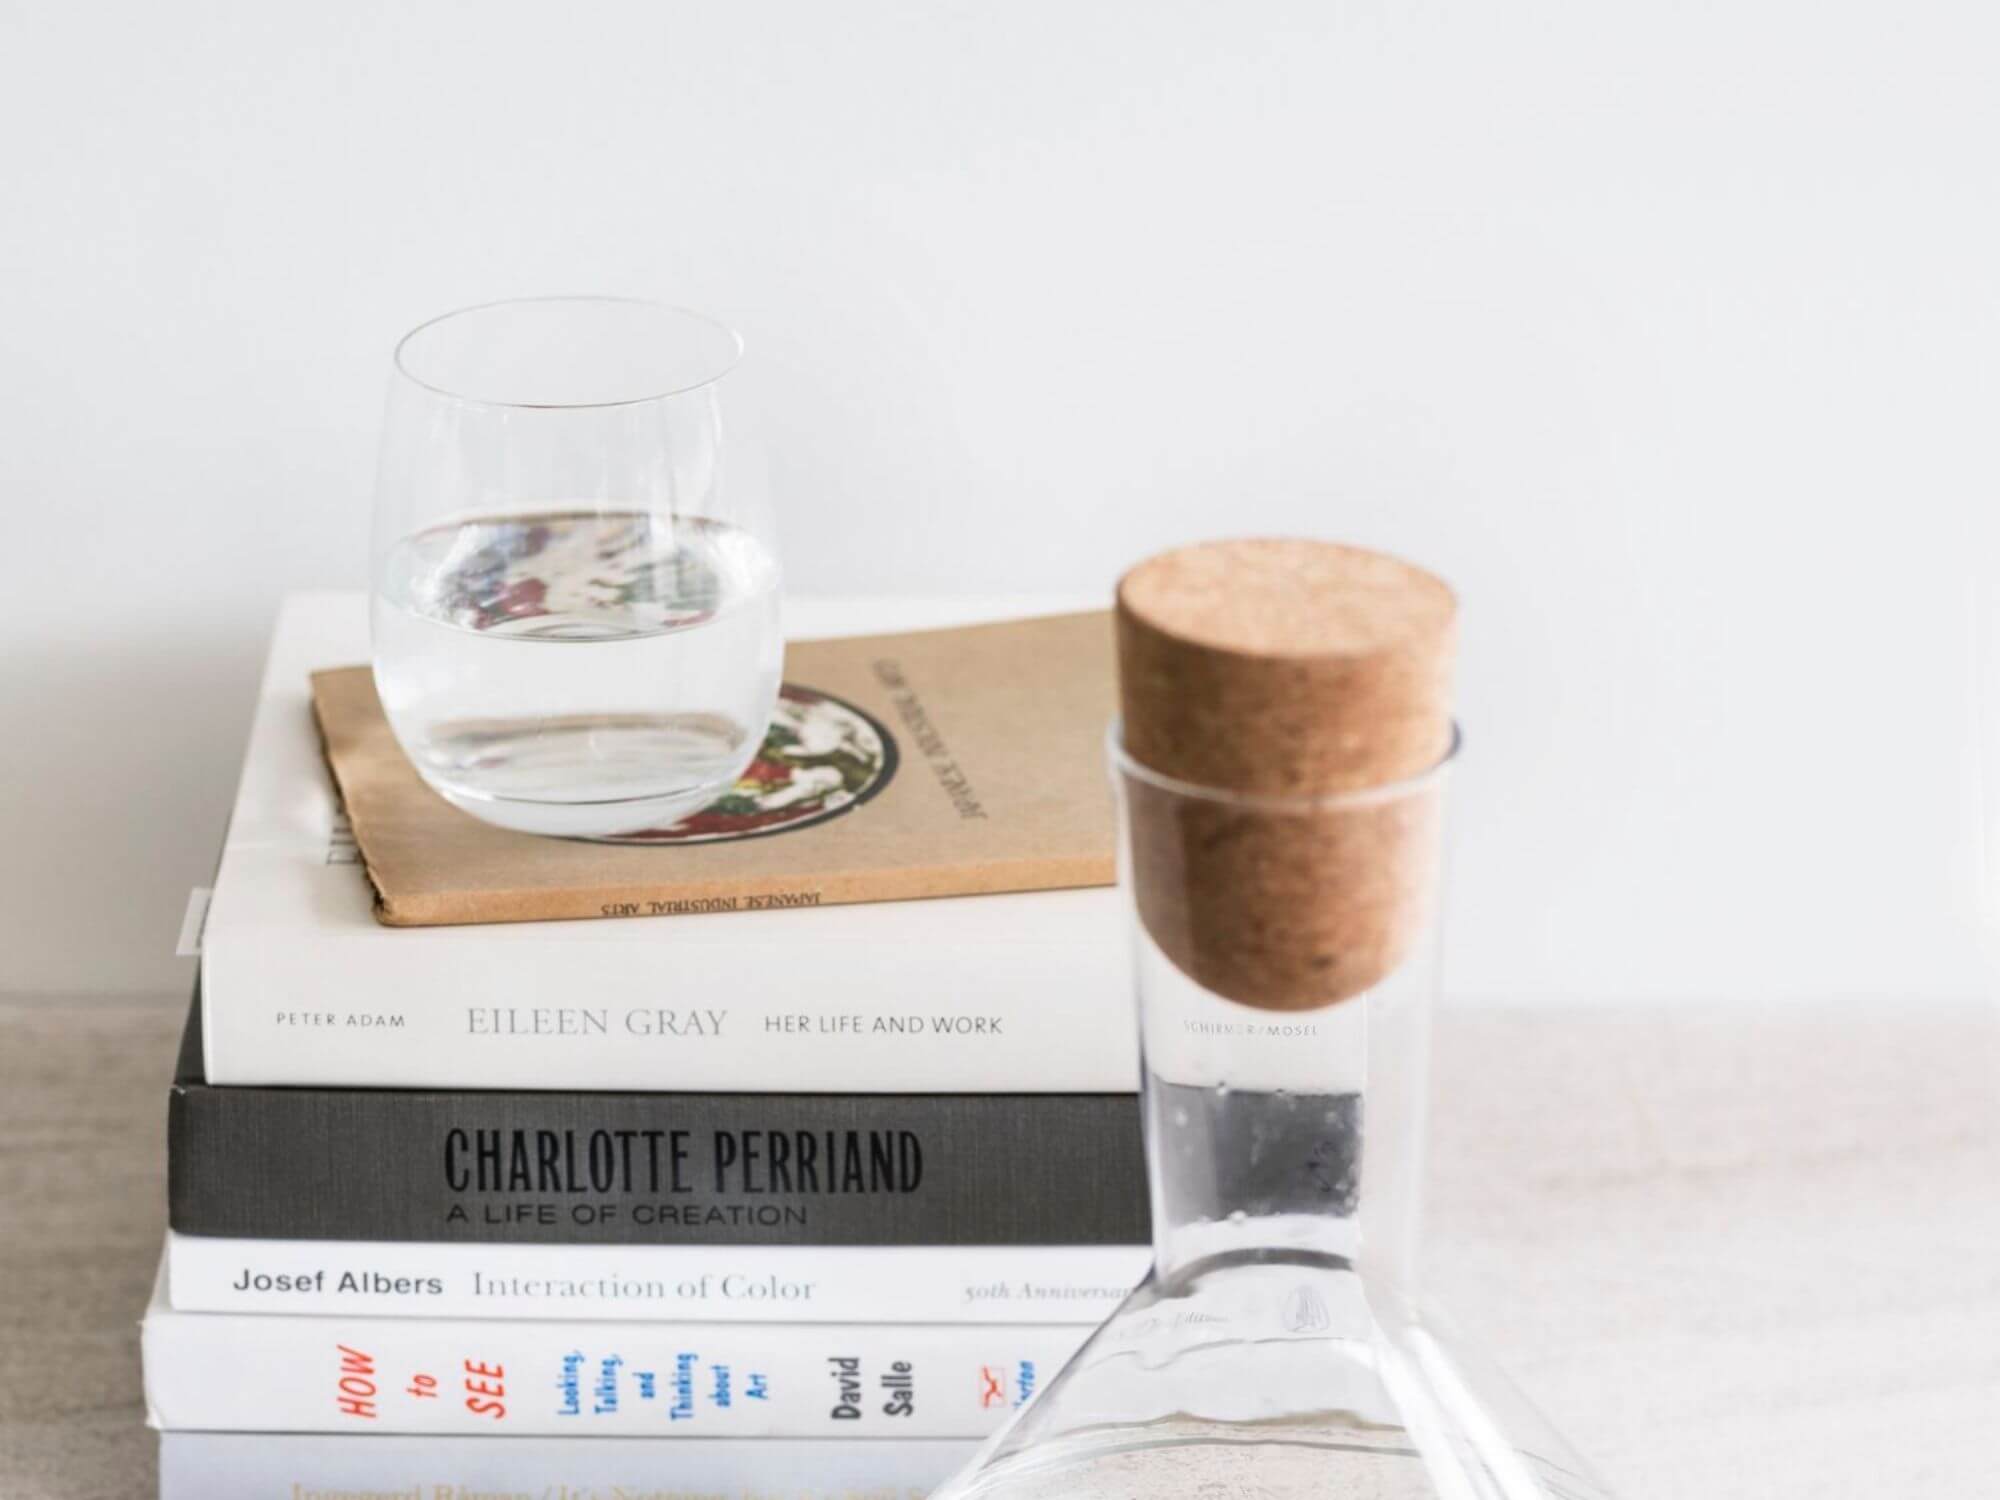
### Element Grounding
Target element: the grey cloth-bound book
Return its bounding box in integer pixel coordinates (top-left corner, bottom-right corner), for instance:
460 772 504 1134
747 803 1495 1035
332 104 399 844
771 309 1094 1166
169 990 1147 1247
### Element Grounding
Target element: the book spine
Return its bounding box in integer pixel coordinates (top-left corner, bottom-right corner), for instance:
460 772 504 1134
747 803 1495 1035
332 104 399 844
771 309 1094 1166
143 1303 1087 1437
167 1068 1148 1246
166 1233 1148 1324
159 1432 974 1499
199 909 1137 1090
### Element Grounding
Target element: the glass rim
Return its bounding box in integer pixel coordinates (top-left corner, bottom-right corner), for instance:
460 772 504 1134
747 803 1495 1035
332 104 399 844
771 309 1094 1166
391 295 745 411
1107 719 1462 809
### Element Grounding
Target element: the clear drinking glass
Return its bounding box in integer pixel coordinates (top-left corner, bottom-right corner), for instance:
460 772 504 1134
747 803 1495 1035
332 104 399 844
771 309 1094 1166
929 726 1617 1500
370 296 781 839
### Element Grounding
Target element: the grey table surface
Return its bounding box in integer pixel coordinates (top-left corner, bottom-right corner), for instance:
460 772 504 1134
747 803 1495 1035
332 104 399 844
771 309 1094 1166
2 993 1995 1499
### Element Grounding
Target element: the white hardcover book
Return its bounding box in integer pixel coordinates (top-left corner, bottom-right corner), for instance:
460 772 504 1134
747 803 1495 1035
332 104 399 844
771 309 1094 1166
159 1431 976 1499
166 1231 1148 1324
199 592 1136 1091
141 1263 1087 1438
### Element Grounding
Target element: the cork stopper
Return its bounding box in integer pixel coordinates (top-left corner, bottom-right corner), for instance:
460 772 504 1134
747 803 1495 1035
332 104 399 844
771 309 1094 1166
1115 539 1458 1011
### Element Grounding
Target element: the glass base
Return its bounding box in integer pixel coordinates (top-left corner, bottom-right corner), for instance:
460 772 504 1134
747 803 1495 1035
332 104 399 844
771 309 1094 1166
942 1433 1603 1500
419 757 737 840
931 1259 1613 1500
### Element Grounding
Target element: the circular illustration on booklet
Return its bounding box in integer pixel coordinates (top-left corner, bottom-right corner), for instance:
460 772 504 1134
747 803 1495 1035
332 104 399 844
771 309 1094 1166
607 684 899 845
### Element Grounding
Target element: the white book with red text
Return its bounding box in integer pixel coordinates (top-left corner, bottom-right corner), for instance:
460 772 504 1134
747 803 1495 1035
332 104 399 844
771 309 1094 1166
197 592 1136 1092
141 1262 1087 1438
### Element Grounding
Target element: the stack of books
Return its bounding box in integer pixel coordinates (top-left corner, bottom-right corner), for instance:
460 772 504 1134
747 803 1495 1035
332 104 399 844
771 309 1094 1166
143 593 1148 1474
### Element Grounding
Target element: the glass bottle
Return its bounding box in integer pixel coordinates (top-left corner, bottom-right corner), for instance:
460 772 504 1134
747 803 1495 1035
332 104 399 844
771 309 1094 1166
931 542 1616 1500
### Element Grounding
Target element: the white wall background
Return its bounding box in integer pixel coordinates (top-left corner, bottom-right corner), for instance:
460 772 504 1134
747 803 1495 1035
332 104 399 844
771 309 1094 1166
2 1 1994 1003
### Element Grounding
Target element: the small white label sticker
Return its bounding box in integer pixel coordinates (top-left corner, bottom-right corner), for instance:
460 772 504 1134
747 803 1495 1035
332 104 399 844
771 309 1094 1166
176 887 214 957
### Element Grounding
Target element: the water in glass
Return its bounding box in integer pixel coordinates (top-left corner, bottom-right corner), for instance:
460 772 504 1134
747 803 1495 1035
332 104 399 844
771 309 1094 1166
373 509 781 838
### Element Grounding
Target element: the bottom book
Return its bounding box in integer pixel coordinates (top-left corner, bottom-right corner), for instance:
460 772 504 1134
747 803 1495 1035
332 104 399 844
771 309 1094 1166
160 1431 978 1499
142 1261 1088 1438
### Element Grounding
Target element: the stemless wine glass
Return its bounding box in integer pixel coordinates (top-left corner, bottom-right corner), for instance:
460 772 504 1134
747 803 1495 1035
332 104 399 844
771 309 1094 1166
370 297 781 839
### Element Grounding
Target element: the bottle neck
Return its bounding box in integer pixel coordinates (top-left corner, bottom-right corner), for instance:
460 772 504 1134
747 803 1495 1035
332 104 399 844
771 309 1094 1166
1135 949 1430 1291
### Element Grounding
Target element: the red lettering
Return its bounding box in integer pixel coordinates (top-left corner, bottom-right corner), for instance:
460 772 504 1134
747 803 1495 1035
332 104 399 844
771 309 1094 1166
335 1345 377 1420
463 1358 506 1420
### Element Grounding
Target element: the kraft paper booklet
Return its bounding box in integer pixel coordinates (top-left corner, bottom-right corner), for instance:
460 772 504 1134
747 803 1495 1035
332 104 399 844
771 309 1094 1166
312 611 1116 927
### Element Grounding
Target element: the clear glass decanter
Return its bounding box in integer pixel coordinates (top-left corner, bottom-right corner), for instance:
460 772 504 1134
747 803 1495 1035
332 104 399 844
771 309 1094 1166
929 725 1616 1500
